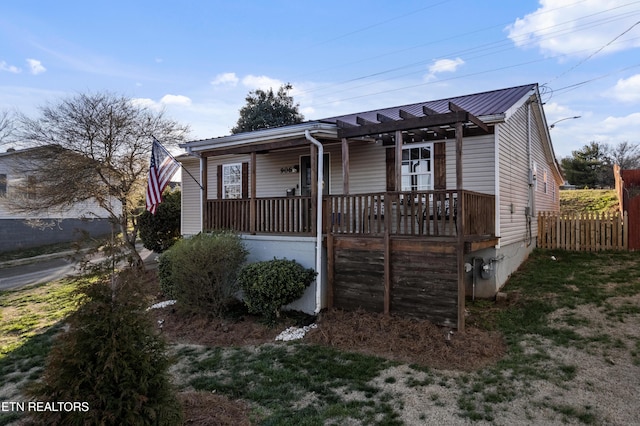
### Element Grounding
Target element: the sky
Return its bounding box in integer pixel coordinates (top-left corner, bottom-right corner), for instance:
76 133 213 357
1 0 640 160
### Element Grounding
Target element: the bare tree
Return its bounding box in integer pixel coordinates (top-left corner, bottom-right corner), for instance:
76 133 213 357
9 92 189 267
0 109 15 147
606 141 640 170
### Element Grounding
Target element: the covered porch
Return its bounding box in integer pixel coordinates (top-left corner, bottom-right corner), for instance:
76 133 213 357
196 104 499 329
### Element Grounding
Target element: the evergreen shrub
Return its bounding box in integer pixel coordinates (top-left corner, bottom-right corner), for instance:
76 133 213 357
237 258 316 322
27 270 183 426
159 231 247 316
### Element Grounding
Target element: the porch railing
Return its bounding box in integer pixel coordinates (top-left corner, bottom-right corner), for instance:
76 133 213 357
205 197 313 234
204 190 495 237
326 190 494 237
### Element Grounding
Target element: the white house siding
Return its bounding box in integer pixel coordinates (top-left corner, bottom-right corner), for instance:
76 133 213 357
530 107 562 214
349 142 386 194
180 156 202 236
444 134 496 194
497 102 534 247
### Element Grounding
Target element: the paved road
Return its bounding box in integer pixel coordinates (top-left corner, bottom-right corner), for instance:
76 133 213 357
0 248 157 291
0 257 77 290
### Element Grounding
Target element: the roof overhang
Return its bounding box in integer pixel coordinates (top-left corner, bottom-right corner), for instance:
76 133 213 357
180 122 338 156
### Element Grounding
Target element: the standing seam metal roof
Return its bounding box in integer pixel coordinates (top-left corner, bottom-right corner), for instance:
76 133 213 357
319 83 537 127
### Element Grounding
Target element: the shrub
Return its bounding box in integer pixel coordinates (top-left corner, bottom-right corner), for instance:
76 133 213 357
160 231 247 316
238 258 317 322
27 270 182 426
138 188 181 253
157 248 177 299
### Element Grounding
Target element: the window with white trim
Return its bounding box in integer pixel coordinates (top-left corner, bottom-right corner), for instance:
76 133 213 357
543 169 548 194
401 143 433 191
222 163 242 199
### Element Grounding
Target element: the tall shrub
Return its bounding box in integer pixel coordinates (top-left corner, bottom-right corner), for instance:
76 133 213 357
237 258 316 322
138 188 181 253
27 270 182 425
160 231 247 316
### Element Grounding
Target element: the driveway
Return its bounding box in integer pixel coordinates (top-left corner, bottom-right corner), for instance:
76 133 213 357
0 247 156 291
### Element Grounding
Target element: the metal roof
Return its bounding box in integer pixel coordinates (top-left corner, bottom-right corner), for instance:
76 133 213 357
319 83 537 127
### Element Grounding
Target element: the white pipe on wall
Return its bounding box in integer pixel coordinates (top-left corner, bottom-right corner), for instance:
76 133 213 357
304 130 324 315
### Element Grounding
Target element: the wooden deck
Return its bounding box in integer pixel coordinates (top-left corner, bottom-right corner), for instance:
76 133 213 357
204 190 497 329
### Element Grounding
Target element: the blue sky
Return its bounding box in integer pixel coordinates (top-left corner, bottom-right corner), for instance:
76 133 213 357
1 0 639 159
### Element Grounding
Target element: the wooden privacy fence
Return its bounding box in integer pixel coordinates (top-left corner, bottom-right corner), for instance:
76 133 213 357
537 211 628 251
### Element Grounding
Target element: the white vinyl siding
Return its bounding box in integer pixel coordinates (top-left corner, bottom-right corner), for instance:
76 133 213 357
180 157 202 235
348 142 386 194
444 134 496 194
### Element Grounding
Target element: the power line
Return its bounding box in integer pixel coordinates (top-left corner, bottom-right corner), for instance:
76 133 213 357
294 4 640 101
545 20 640 85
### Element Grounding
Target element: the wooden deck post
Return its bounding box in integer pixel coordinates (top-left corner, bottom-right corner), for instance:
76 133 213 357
455 121 465 331
342 138 350 195
202 156 208 232
250 151 256 234
383 194 391 315
395 130 402 191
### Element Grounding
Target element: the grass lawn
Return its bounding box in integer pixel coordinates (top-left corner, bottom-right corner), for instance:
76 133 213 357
2 249 640 425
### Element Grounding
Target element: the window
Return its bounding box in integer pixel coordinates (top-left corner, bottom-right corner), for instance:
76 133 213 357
222 163 242 199
0 174 6 197
27 175 36 200
543 169 548 194
401 143 433 191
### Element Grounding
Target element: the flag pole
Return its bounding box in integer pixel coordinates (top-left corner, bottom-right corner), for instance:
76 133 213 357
152 136 204 191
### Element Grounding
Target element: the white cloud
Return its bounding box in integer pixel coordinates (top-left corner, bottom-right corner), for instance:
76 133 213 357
424 58 464 81
241 75 283 91
609 74 640 103
160 94 192 106
130 97 159 110
0 61 21 73
26 59 46 75
211 72 239 86
506 0 640 58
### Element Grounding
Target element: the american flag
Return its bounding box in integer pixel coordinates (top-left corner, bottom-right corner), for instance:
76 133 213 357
146 138 180 214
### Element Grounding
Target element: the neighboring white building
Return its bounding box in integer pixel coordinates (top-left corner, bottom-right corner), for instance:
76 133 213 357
0 147 117 252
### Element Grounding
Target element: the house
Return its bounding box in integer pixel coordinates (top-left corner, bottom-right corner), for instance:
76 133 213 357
0 146 115 252
179 83 563 329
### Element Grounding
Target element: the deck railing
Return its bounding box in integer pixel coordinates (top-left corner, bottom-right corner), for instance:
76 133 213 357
326 190 494 237
204 190 495 237
205 197 313 234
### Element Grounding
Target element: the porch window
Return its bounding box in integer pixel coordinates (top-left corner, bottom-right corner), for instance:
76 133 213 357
222 163 242 199
401 143 433 191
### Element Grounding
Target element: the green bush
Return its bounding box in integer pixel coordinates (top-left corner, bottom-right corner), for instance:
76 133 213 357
157 248 177 299
238 258 317 322
139 188 181 253
27 270 182 426
160 231 247 316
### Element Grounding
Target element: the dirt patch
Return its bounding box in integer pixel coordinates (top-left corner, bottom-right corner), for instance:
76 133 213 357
178 391 252 426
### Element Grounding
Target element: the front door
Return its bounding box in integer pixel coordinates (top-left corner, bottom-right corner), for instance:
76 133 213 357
300 154 330 196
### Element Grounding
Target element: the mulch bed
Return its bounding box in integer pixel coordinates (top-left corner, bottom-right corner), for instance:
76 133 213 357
148 281 506 424
306 308 505 371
